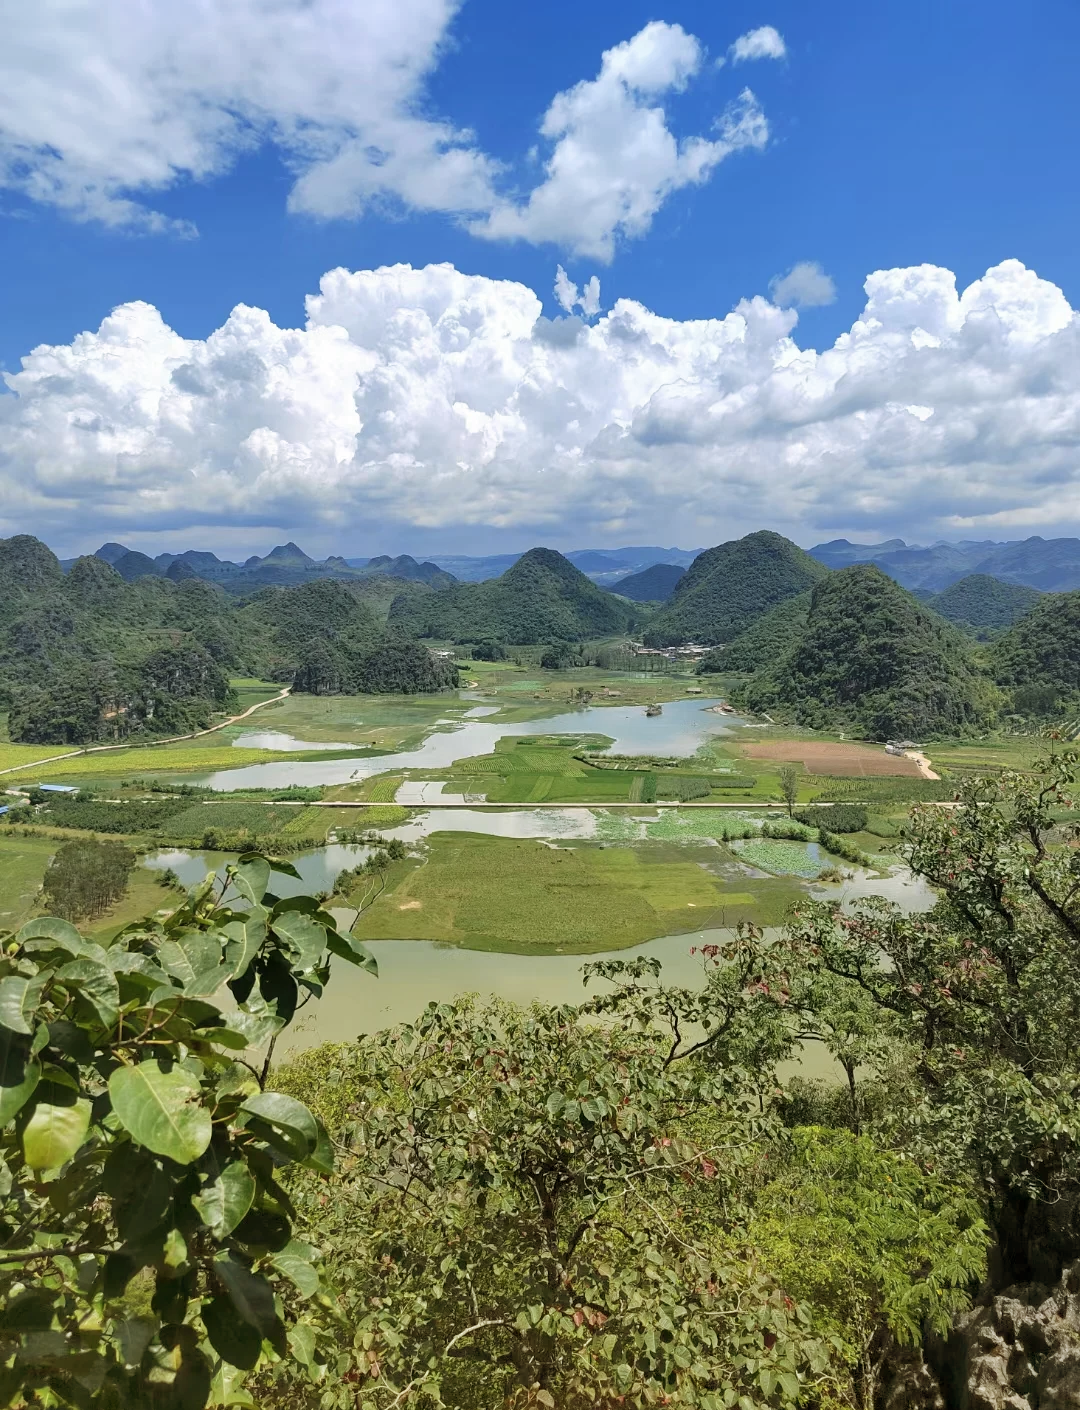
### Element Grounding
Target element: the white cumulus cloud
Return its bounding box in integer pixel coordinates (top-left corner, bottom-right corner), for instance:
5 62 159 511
4 258 1078 552
770 261 837 308
0 0 501 231
475 23 769 260
554 267 602 317
729 27 787 64
0 5 773 254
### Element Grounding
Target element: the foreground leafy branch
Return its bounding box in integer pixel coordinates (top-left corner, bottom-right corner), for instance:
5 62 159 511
0 852 376 1407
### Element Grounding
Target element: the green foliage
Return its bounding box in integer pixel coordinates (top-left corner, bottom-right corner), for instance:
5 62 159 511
646 532 828 647
9 640 236 747
656 773 712 800
31 793 194 835
468 640 507 661
389 547 636 644
927 574 1042 634
785 750 1080 1283
0 854 376 1407
271 978 837 1408
705 595 813 674
41 838 135 920
794 804 868 833
746 1129 988 1405
990 588 1080 694
354 639 458 693
741 565 996 739
816 830 873 868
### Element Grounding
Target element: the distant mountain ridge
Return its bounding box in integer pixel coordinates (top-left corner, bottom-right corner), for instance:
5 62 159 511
809 537 1080 593
79 542 455 592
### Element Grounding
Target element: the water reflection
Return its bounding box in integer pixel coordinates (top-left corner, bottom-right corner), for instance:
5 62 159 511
196 697 739 791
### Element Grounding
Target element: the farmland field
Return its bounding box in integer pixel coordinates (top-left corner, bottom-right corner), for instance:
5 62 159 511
738 740 923 776
348 832 803 952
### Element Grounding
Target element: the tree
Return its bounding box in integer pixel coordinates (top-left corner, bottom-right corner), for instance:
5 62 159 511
781 749 1080 1286
41 838 135 921
0 853 376 1407
272 968 838 1409
779 765 798 818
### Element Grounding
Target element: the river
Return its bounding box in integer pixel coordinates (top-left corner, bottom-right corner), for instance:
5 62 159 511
193 695 742 790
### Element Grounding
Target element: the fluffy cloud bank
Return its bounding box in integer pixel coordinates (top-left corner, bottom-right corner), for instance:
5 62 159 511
3 258 1078 549
0 3 772 256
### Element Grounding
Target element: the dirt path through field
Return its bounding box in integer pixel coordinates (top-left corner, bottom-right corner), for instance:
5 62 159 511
904 750 940 780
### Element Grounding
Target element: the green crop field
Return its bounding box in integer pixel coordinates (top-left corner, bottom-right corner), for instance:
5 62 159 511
0 835 58 929
349 832 802 953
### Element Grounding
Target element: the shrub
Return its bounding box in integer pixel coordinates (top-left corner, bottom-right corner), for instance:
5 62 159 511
795 803 868 833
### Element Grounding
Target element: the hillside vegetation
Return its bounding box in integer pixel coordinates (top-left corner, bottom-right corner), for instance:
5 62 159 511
389 546 637 643
741 564 994 738
697 593 812 674
0 537 457 741
645 531 829 646
611 562 685 601
991 589 1080 702
927 573 1042 634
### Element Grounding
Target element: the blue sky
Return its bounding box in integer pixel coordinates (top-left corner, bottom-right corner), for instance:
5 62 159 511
2 0 1080 557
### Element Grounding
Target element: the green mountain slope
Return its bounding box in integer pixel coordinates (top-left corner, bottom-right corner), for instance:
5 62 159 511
697 593 812 674
611 563 685 602
927 574 1042 633
741 565 994 738
644 531 829 646
990 591 1080 695
388 547 636 643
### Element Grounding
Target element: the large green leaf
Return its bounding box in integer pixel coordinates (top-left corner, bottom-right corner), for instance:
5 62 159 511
269 1240 320 1298
239 1092 318 1160
230 856 271 906
202 1295 262 1370
325 929 379 976
109 1061 212 1165
193 1159 256 1238
268 911 328 973
16 917 85 953
22 1097 91 1169
0 1033 39 1126
225 1005 283 1049
222 912 268 980
0 976 41 1036
214 1255 286 1352
55 958 120 1029
157 932 221 989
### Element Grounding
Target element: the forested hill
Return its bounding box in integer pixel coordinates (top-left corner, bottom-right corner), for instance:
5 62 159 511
610 562 685 602
740 564 994 738
644 531 829 646
990 590 1080 704
698 593 812 674
388 547 637 643
927 574 1042 633
0 536 457 743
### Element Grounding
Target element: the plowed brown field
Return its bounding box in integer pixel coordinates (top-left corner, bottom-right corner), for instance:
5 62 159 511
739 740 922 777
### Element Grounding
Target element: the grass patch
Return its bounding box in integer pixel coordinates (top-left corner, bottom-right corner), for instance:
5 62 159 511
350 832 799 954
0 834 57 929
